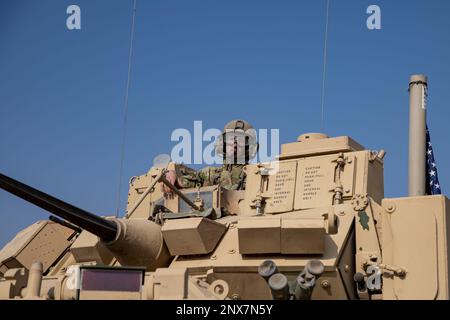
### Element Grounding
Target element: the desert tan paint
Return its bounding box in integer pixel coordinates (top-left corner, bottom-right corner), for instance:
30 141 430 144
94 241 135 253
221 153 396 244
408 75 428 196
0 132 449 300
381 195 450 299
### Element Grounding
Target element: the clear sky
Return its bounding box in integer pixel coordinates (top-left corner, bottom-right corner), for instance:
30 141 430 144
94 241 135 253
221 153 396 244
1 0 449 247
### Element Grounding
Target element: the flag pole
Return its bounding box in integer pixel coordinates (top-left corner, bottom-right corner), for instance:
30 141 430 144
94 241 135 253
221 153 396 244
408 74 428 196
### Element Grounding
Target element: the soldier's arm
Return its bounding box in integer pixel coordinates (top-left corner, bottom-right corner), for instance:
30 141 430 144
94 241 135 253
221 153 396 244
197 166 221 187
162 164 220 198
162 163 201 196
174 164 202 189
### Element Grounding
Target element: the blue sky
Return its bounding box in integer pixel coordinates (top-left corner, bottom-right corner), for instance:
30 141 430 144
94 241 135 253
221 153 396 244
1 0 449 247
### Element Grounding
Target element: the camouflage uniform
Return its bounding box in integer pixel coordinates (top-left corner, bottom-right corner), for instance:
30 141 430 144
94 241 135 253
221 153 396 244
176 164 246 190
173 119 256 191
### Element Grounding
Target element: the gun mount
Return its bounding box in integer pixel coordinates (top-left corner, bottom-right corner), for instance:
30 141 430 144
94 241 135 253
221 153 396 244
0 173 118 242
0 173 171 272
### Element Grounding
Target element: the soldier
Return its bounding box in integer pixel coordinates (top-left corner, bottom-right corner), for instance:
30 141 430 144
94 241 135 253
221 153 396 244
162 119 258 198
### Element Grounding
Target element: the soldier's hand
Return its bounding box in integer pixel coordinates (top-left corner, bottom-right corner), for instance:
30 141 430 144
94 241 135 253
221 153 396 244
162 170 177 199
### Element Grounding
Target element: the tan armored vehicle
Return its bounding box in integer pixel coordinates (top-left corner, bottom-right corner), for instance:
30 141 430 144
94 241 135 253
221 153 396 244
0 75 448 300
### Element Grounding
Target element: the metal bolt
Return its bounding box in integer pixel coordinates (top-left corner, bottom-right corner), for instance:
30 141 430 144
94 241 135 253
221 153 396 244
321 280 330 288
344 265 350 272
345 189 350 193
231 294 240 300
396 269 407 277
214 284 224 295
338 210 345 216
228 249 236 254
211 255 217 260
386 203 396 213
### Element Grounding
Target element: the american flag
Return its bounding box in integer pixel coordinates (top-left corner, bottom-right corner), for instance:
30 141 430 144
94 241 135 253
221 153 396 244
426 125 441 195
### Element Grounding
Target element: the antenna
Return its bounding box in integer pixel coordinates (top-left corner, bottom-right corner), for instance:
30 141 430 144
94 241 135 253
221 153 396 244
320 0 330 132
115 0 138 217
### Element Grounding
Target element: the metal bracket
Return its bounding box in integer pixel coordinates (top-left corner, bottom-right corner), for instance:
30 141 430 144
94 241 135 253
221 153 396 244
351 194 369 211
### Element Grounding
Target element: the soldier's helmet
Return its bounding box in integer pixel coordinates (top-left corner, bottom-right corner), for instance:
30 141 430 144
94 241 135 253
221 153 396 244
215 119 258 163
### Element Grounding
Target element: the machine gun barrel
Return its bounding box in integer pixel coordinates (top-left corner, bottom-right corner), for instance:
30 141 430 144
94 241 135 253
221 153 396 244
0 173 117 242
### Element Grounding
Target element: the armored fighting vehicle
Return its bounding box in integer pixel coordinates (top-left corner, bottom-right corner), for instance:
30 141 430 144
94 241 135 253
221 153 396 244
0 75 448 300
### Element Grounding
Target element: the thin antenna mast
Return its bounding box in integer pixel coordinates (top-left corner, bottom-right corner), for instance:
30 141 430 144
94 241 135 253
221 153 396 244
320 0 330 131
115 0 137 217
